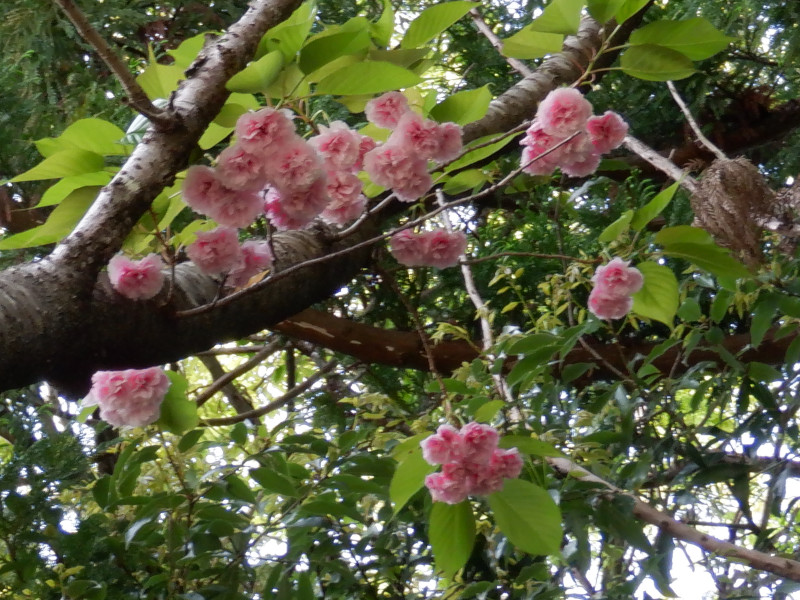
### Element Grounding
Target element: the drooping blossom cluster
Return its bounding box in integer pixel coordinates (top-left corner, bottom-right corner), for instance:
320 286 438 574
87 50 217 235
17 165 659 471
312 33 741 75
421 423 523 504
107 254 165 300
363 92 463 202
588 257 644 320
389 228 467 269
185 226 274 285
84 367 171 428
520 87 628 177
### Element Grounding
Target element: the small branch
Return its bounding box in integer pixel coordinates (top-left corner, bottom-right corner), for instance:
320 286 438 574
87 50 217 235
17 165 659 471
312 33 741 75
666 81 727 160
463 251 598 266
51 0 170 126
201 360 338 426
623 134 698 194
194 341 281 406
469 8 535 78
548 456 800 583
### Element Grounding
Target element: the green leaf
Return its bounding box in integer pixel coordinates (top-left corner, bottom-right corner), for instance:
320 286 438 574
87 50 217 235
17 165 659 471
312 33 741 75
390 447 436 514
442 169 487 194
507 333 561 355
0 186 98 249
587 0 625 23
630 181 678 231
166 33 207 68
474 400 506 423
677 297 702 322
250 467 298 497
614 0 649 23
11 149 104 182
430 85 492 125
371 0 395 47
530 0 584 35
299 30 371 74
620 44 697 81
137 53 184 99
598 209 633 242
502 26 564 59
750 293 778 348
445 133 517 172
257 1 316 61
498 435 565 457
629 18 735 61
177 429 205 453
316 61 422 95
656 226 751 282
226 51 284 93
400 1 478 49
156 372 198 435
488 479 562 555
429 501 475 577
631 262 679 327
38 172 112 207
35 118 131 157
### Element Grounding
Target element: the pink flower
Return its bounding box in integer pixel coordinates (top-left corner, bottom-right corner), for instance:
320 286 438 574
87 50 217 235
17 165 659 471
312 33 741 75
354 135 378 171
365 91 410 129
186 226 243 276
558 134 602 177
363 143 423 188
182 166 262 228
460 422 499 463
265 136 324 192
393 168 433 202
227 240 274 288
536 87 593 137
390 113 441 159
235 107 296 154
325 170 363 205
263 180 330 230
107 254 164 300
592 258 644 297
421 424 465 465
389 230 427 267
520 122 564 176
433 122 463 163
588 287 634 320
264 194 315 230
85 367 170 428
587 111 628 154
422 229 467 269
321 193 367 226
309 121 362 171
424 471 469 504
490 448 524 480
466 462 505 496
216 145 268 191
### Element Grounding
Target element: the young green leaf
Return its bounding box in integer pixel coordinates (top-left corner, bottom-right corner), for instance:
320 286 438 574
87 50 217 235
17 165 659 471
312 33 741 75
629 18 735 61
530 0 584 35
316 61 422 95
630 181 679 231
631 262 679 327
429 501 475 577
620 44 697 81
598 209 634 242
429 85 493 125
157 372 199 435
488 479 562 555
400 1 477 49
502 26 564 59
226 51 284 93
390 446 436 513
11 149 104 182
587 0 625 23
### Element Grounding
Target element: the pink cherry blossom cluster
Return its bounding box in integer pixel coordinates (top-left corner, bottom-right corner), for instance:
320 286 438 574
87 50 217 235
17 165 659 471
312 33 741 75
588 257 644 320
520 87 628 178
107 254 165 300
363 91 463 202
421 423 523 504
389 228 467 269
183 108 373 232
185 226 274 286
84 367 170 428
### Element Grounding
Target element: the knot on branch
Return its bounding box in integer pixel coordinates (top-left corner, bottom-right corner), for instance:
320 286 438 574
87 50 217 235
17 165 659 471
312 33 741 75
692 158 774 267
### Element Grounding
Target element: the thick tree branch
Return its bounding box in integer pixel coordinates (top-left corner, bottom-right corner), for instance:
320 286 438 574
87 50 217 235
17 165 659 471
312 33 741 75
548 457 800 582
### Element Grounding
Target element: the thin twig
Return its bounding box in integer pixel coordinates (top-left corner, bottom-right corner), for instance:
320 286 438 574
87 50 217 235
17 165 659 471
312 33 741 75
177 132 582 318
51 0 170 126
200 360 338 426
548 456 800 583
623 134 698 194
464 251 598 266
469 8 535 78
666 80 727 160
194 341 281 406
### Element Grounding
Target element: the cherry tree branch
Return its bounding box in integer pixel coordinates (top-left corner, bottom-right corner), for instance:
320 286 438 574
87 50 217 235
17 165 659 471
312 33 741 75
547 456 800 582
623 134 698 194
51 0 169 126
469 9 534 78
194 341 282 406
666 80 727 161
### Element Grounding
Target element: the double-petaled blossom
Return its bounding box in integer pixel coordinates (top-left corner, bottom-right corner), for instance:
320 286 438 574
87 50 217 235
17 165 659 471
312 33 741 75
389 229 467 269
536 87 593 137
84 367 170 428
215 145 268 191
321 169 366 225
186 226 243 276
421 422 523 504
235 107 296 155
181 165 262 228
365 91 410 129
265 136 324 192
586 111 629 154
309 121 362 171
227 240 274 288
588 257 644 320
263 178 331 230
107 254 164 300
363 143 432 202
